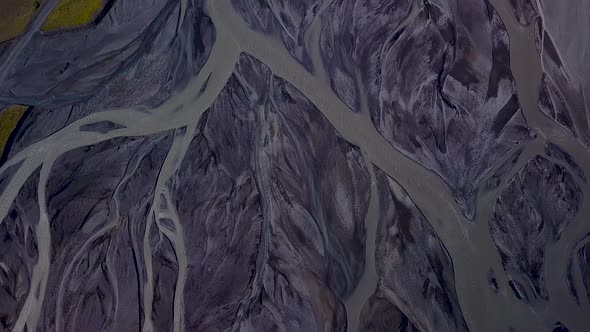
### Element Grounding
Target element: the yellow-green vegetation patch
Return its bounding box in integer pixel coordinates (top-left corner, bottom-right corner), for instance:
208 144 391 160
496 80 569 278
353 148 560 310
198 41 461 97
0 1 42 43
42 0 105 32
0 105 28 158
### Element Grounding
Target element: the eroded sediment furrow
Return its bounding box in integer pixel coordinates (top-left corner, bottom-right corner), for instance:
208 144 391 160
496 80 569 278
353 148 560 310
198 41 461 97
0 27 239 228
566 234 590 311
160 188 188 332
0 13 237 331
208 1 501 330
303 0 334 82
373 169 469 332
142 124 195 332
211 0 590 330
535 0 590 148
319 0 533 221
0 0 59 83
54 138 151 331
343 153 379 332
0 0 195 110
230 102 271 328
486 1 590 330
12 159 53 332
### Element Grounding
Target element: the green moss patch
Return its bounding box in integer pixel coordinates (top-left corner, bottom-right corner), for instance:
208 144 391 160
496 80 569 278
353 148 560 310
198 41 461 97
0 1 42 42
42 0 105 31
0 105 27 158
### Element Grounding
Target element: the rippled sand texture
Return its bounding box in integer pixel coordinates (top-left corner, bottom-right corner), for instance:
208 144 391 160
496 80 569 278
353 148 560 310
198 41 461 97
1 0 590 331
